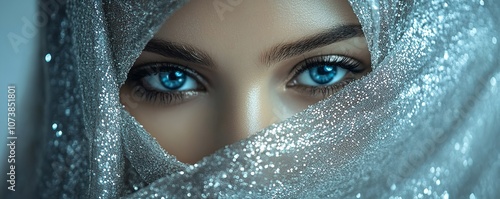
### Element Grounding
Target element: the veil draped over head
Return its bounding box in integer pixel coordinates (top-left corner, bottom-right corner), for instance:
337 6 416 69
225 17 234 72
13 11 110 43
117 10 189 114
23 0 500 198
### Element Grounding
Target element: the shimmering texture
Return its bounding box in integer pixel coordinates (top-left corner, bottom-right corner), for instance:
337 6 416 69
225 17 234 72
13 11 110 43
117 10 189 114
45 53 52 62
26 0 500 198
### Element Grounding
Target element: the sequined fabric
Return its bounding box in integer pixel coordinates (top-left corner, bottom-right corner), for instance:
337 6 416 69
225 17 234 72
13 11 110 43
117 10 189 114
30 0 500 198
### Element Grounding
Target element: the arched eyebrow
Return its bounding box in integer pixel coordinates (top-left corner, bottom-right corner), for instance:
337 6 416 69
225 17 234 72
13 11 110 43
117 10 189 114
143 25 363 68
260 24 364 65
144 39 215 67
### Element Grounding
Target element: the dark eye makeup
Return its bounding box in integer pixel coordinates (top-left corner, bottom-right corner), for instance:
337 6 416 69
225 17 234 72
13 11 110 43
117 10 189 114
125 63 206 105
124 54 368 105
286 55 365 98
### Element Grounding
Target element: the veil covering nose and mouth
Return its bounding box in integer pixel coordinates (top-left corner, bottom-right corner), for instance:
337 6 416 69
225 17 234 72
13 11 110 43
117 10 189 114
29 0 500 198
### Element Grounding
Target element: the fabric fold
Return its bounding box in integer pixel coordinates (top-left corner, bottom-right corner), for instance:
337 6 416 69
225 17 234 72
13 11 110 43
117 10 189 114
33 0 500 198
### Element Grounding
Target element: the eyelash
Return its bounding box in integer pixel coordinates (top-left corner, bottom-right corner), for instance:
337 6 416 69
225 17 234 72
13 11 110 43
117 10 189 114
125 55 364 105
125 63 206 105
287 55 363 97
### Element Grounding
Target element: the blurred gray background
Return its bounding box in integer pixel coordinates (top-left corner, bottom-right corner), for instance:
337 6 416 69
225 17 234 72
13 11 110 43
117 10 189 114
1 0 41 196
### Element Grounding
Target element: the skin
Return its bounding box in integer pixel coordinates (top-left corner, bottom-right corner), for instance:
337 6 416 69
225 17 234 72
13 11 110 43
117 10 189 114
120 0 371 164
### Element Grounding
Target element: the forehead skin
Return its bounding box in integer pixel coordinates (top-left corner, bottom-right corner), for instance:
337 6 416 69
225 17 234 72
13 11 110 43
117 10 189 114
152 0 360 68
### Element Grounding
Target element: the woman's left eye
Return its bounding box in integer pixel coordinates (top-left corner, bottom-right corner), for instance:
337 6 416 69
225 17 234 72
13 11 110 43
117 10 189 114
295 64 347 86
143 69 198 91
287 55 365 97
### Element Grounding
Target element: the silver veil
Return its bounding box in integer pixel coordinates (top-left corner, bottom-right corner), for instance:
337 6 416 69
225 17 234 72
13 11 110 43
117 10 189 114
14 0 500 198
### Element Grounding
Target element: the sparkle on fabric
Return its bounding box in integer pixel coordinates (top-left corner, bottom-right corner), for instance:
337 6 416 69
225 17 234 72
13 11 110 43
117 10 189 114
45 53 52 62
35 0 500 198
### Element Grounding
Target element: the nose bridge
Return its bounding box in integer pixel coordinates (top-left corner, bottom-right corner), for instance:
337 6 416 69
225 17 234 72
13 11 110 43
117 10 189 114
241 86 272 134
217 84 276 145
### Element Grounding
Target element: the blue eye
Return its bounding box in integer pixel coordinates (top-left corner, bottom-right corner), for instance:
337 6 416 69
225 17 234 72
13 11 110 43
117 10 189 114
142 69 198 91
160 70 186 90
295 64 347 86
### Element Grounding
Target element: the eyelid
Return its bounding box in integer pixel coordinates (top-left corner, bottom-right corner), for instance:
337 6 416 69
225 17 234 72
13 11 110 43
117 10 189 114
289 79 355 98
128 81 201 106
287 55 363 83
125 63 208 106
127 62 209 91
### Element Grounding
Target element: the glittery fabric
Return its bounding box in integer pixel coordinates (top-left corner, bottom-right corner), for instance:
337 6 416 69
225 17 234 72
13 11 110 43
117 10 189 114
33 0 499 198
36 0 189 198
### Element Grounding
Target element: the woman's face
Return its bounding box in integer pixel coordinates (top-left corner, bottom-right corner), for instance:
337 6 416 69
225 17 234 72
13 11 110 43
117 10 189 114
120 0 371 164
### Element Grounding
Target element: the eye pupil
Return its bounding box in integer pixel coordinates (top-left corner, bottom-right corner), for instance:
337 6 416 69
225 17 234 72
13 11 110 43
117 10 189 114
309 65 337 84
159 70 186 90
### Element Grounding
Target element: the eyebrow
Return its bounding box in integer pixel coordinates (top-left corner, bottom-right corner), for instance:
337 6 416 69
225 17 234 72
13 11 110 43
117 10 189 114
143 24 364 67
261 24 364 65
144 39 215 66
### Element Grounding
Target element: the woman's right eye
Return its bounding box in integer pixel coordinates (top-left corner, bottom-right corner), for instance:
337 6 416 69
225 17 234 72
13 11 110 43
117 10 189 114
143 69 199 91
125 63 206 105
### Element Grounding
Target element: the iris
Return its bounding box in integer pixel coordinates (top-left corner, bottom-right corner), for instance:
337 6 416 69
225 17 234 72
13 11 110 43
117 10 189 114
159 70 186 90
308 65 337 84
